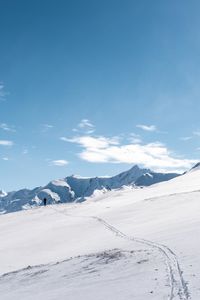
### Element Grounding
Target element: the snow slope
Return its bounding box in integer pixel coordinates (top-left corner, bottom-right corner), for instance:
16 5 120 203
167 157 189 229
0 167 200 299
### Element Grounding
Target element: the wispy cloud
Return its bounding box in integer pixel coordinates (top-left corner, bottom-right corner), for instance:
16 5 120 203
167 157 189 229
62 134 196 173
72 119 95 134
193 131 200 137
78 119 94 129
128 133 142 144
180 136 193 141
50 159 69 166
136 124 157 132
62 135 120 149
180 130 200 141
41 124 54 132
22 149 28 155
0 123 16 132
0 83 7 102
60 137 70 142
0 140 13 146
2 157 9 161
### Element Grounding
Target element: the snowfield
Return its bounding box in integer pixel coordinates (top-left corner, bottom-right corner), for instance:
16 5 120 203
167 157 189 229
0 167 200 299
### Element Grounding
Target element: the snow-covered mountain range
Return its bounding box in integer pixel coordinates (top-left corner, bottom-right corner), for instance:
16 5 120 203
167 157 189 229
0 165 179 214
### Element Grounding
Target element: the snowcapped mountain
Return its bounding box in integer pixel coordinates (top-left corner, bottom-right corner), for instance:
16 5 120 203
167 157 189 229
0 165 179 214
0 190 7 197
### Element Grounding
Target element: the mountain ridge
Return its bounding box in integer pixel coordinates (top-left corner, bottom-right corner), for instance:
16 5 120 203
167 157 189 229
0 165 179 214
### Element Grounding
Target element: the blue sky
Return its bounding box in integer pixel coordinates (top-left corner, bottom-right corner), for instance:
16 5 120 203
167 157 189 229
1 0 200 191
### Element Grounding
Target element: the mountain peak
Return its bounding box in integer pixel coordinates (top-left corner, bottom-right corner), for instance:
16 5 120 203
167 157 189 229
190 162 200 171
130 164 140 170
0 190 7 197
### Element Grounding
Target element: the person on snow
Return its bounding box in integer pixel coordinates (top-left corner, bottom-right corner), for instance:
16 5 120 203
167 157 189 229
43 198 47 206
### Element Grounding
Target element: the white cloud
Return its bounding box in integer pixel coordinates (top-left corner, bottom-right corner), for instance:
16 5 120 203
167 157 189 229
128 133 142 144
0 123 16 132
64 136 120 149
0 140 13 146
64 134 196 173
60 136 72 142
2 157 9 161
72 119 95 134
78 119 94 129
136 124 157 132
50 160 69 166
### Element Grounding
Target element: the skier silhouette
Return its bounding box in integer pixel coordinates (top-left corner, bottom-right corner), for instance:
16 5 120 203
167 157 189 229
43 198 47 206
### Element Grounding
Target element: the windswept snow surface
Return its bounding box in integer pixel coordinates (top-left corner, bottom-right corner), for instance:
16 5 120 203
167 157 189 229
0 168 200 299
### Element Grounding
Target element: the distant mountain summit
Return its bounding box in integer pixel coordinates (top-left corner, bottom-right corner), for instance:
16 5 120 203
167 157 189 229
0 165 179 214
190 162 200 171
135 172 179 186
0 190 7 197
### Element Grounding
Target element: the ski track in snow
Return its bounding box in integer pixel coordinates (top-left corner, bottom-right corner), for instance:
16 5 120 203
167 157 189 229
93 217 190 300
49 206 190 300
